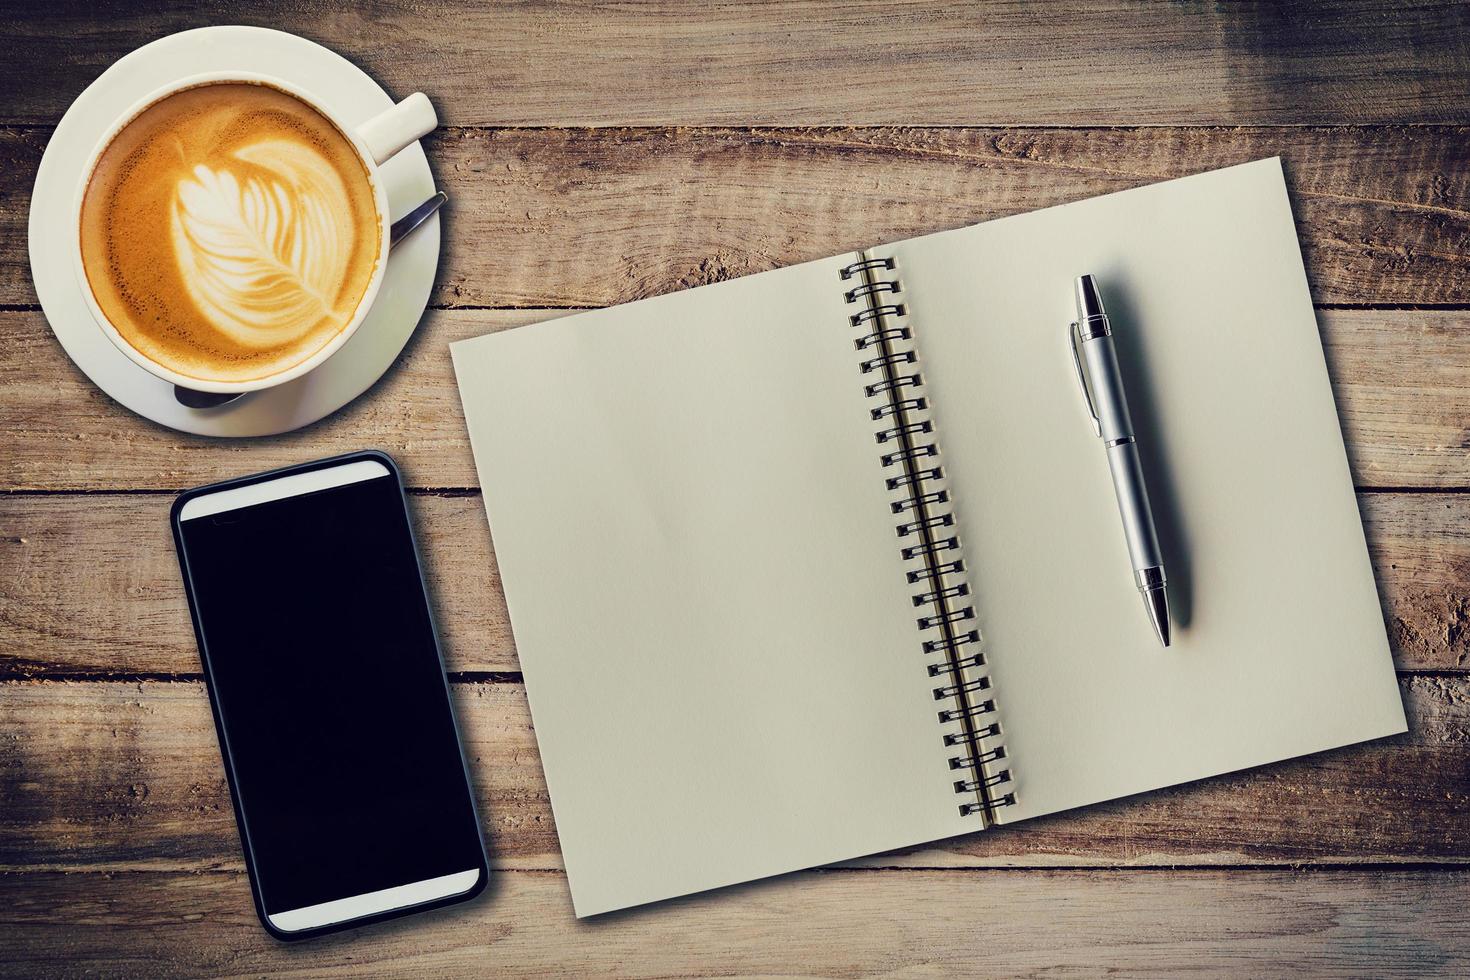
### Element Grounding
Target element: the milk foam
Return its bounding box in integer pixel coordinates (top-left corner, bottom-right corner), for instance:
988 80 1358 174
171 140 357 348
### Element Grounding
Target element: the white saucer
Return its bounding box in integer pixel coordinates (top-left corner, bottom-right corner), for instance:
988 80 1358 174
28 26 440 437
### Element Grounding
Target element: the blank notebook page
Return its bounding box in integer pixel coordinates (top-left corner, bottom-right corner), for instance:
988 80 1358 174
453 256 973 917
886 159 1406 825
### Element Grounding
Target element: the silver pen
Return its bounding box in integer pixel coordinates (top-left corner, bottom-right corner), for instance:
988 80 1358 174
1068 275 1171 647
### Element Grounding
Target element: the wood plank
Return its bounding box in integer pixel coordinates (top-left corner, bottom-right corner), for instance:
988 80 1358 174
1 677 1464 873
414 125 1470 309
2 868 1467 978
2 491 1466 677
0 493 513 676
6 125 1470 307
1 308 1468 492
2 1 1468 127
1367 495 1470 671
0 127 46 306
1322 311 1470 491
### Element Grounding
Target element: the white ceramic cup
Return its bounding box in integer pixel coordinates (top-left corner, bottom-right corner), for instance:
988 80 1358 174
71 71 437 394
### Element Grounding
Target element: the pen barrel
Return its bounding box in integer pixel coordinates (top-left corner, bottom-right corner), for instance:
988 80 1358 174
1105 439 1164 572
1079 333 1134 444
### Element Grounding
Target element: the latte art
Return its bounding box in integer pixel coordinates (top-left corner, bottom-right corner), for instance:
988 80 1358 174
79 82 380 384
172 141 355 348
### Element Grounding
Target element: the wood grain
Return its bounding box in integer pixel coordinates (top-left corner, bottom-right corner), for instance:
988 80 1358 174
419 125 1470 309
2 308 1468 492
3 5 1468 972
1 676 1465 874
3 1 1469 128
2 867 1467 978
6 126 1469 307
2 491 1466 677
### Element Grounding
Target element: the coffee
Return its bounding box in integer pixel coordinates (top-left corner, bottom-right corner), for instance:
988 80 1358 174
79 82 381 384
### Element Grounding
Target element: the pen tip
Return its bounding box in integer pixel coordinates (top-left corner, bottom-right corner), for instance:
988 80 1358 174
1145 587 1171 648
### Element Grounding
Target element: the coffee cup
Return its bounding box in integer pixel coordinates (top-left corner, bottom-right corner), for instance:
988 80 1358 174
72 72 437 395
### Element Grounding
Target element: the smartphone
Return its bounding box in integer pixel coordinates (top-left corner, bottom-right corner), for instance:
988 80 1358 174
172 451 488 940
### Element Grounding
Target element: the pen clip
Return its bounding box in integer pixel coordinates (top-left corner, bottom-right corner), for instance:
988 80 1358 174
1068 321 1101 437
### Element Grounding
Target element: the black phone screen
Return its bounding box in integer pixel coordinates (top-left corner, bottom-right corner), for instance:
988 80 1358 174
174 458 485 927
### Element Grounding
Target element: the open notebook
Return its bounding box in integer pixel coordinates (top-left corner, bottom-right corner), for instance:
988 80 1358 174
452 159 1406 917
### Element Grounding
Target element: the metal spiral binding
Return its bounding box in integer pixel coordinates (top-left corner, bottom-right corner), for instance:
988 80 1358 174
840 253 1016 821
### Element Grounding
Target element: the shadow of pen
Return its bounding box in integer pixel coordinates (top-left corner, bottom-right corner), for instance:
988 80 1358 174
1099 282 1193 633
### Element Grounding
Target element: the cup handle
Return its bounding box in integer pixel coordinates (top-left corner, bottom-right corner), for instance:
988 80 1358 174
355 93 438 167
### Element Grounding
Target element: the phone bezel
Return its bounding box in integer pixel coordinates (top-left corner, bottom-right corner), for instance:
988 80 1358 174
171 450 489 941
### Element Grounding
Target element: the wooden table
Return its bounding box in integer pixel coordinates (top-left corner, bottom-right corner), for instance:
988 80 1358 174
3 2 1468 975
